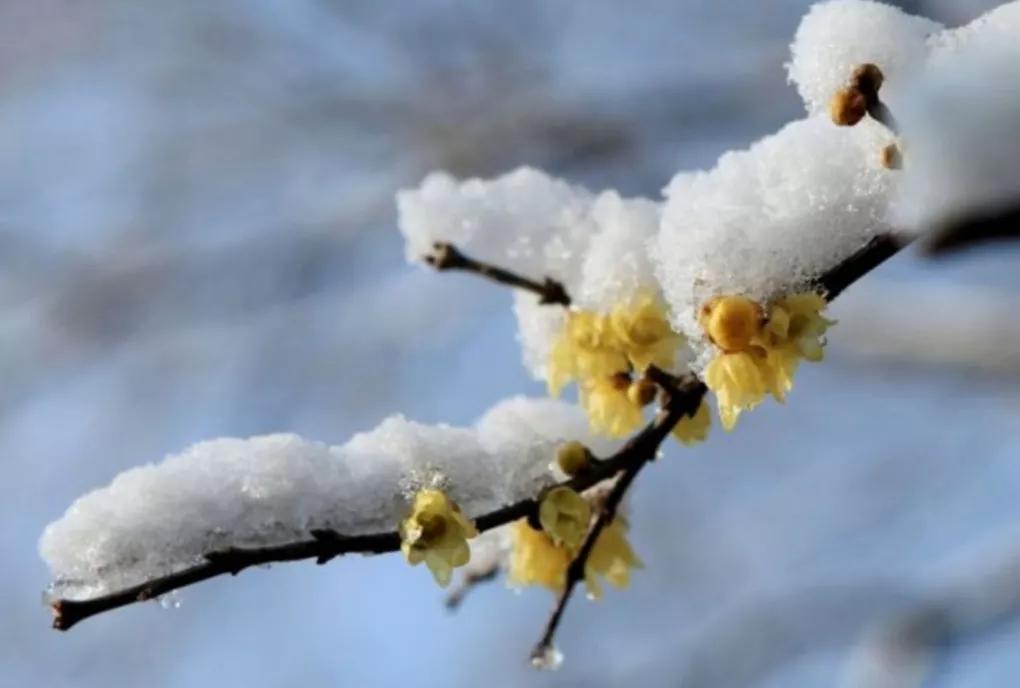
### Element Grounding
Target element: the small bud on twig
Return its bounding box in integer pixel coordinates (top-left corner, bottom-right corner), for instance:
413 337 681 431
881 143 903 170
556 441 592 477
828 64 897 132
830 87 869 126
627 378 658 407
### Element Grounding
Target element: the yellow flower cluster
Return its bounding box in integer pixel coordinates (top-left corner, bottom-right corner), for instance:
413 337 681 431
399 489 478 587
548 294 683 438
508 487 642 599
700 292 833 430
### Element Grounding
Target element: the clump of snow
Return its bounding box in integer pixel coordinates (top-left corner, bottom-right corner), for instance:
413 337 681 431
653 116 896 368
513 291 568 381
400 168 671 381
397 167 597 289
787 0 942 116
40 398 604 600
510 191 666 381
894 44 1020 234
476 395 621 479
927 2 1020 65
575 192 661 311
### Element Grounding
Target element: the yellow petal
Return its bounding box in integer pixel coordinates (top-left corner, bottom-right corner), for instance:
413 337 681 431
672 398 711 446
508 521 569 592
581 377 644 438
705 351 767 430
424 551 453 587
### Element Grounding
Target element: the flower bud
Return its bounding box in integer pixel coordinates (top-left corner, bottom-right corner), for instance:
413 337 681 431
881 142 902 170
829 87 868 126
626 378 658 407
699 295 763 352
556 440 591 476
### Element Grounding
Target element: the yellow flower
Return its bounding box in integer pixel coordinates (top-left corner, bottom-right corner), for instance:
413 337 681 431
539 487 592 551
672 398 711 446
610 294 681 372
776 292 833 360
704 351 768 431
584 517 643 600
508 520 570 591
756 292 834 402
548 311 629 397
399 489 478 587
580 374 645 437
700 291 834 428
507 516 642 599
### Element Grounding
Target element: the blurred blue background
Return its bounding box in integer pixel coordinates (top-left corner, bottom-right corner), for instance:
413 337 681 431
4 1 1020 686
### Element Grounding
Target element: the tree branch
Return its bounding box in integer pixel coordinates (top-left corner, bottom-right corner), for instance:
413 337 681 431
814 234 906 301
425 241 571 306
51 375 704 631
51 232 905 632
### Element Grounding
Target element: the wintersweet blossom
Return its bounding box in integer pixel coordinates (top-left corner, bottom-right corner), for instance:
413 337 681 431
399 489 478 587
549 295 683 438
756 292 834 401
609 293 682 372
700 292 832 429
539 487 592 550
548 311 629 398
508 520 571 591
508 514 642 598
580 374 644 437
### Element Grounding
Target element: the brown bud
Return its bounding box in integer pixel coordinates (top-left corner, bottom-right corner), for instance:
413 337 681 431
880 142 902 170
851 63 884 97
829 87 868 126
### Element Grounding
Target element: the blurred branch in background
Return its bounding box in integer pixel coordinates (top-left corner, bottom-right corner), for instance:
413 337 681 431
844 528 1020 688
670 580 925 688
923 203 1020 255
831 279 1020 376
0 0 644 427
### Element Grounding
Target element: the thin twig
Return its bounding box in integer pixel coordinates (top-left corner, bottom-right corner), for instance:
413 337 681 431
445 563 500 610
530 369 704 661
424 241 571 306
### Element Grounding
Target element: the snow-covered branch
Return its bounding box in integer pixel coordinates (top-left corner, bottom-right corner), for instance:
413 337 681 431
39 0 1020 667
47 228 897 633
426 241 571 306
49 380 703 631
